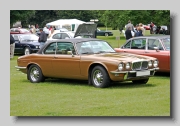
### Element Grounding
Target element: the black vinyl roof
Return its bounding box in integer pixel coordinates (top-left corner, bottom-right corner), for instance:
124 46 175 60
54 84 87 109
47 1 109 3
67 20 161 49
46 38 103 43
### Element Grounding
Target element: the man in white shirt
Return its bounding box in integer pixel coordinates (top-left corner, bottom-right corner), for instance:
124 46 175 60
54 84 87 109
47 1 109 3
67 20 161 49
43 26 49 37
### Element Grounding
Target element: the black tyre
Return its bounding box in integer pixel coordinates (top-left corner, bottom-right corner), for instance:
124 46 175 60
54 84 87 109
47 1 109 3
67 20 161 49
91 66 110 88
132 78 149 84
24 47 31 55
105 33 109 36
28 64 45 83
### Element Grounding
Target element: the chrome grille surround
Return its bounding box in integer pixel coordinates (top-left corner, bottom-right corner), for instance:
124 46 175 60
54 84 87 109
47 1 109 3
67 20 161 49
131 61 148 70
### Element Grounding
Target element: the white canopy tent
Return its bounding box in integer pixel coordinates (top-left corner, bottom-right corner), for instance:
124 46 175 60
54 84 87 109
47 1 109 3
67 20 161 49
46 19 86 31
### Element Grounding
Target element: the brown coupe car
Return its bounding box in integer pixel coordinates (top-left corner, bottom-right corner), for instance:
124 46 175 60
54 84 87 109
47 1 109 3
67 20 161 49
15 38 159 88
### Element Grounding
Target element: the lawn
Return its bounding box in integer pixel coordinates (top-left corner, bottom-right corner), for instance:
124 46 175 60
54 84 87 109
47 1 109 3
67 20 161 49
10 29 170 116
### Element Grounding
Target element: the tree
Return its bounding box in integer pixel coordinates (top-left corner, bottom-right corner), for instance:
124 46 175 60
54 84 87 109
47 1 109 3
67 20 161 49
10 10 35 27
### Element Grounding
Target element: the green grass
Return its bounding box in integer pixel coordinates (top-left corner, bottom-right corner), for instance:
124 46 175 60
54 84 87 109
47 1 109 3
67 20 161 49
10 29 170 116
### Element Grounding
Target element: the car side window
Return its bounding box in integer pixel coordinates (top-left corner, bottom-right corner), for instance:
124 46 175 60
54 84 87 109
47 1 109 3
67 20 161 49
44 42 56 54
148 39 161 50
56 42 75 55
131 39 146 49
61 33 70 39
52 33 61 39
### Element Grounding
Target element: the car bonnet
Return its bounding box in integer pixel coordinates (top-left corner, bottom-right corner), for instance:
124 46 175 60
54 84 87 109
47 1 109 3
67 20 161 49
74 23 97 38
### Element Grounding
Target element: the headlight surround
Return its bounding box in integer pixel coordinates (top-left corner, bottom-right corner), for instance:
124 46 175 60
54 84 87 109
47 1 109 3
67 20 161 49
125 62 130 69
35 45 39 49
153 60 158 67
148 60 152 67
118 63 124 71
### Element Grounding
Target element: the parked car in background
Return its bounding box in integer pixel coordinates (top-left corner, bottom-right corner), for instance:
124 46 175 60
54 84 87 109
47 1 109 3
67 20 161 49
47 30 75 42
143 24 150 30
96 28 113 36
11 34 40 55
114 35 170 72
15 38 159 88
10 28 31 34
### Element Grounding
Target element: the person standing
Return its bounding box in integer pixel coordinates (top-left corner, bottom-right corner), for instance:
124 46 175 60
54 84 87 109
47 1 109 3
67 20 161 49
125 20 135 32
150 22 154 34
125 26 134 40
139 23 145 36
10 34 15 59
30 25 36 34
43 25 49 37
38 28 47 49
134 27 143 37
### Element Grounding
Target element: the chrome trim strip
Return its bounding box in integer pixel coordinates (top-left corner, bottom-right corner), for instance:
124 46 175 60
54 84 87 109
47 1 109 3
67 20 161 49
110 67 159 80
15 66 26 69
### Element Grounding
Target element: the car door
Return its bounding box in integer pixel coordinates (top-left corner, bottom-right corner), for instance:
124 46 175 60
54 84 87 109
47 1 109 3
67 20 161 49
50 42 81 78
144 39 170 71
121 38 147 55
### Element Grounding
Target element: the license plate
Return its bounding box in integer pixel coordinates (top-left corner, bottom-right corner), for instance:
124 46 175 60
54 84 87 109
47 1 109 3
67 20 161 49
136 71 150 76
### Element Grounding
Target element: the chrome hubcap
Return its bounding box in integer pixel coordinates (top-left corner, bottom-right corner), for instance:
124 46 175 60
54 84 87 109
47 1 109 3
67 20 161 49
25 48 30 55
30 67 39 82
93 70 103 86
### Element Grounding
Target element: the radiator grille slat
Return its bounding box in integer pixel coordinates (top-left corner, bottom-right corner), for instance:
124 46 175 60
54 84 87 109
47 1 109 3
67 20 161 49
132 61 148 70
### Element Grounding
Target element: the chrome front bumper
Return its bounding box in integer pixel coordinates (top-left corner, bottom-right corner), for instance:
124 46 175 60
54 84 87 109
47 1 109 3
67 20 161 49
110 67 159 80
15 66 27 74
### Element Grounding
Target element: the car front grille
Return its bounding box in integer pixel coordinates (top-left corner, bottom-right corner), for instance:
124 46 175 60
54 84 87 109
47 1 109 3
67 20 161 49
132 61 148 70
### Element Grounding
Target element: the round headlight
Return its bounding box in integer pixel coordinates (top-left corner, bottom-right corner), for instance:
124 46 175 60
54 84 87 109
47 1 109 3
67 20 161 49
126 62 130 69
153 60 158 67
118 63 124 71
148 60 152 67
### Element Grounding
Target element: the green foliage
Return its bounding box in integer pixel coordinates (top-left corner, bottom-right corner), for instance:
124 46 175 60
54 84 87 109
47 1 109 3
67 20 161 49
10 10 170 29
10 10 35 27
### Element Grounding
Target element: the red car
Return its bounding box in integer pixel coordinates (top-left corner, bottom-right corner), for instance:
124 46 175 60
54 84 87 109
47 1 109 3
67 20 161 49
143 24 150 30
10 28 31 34
114 35 170 72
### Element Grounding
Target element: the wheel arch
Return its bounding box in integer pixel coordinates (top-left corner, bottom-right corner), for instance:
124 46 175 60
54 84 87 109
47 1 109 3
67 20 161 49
88 63 110 85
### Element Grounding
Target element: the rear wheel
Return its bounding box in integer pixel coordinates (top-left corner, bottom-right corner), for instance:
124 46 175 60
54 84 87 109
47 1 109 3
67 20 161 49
24 47 31 55
132 78 149 84
91 66 110 88
28 64 45 83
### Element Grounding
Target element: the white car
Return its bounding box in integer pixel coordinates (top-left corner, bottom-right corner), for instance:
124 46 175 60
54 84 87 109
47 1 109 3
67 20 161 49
47 30 76 42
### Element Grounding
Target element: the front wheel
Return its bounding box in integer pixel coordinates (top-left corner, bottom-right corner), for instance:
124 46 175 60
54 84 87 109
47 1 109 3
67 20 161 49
105 33 109 36
28 64 45 83
24 47 31 55
132 78 149 84
91 66 110 88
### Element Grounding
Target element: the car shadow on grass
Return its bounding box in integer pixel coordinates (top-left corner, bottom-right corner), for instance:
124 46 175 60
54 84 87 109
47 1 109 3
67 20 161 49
109 82 156 89
154 72 170 77
33 78 156 89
